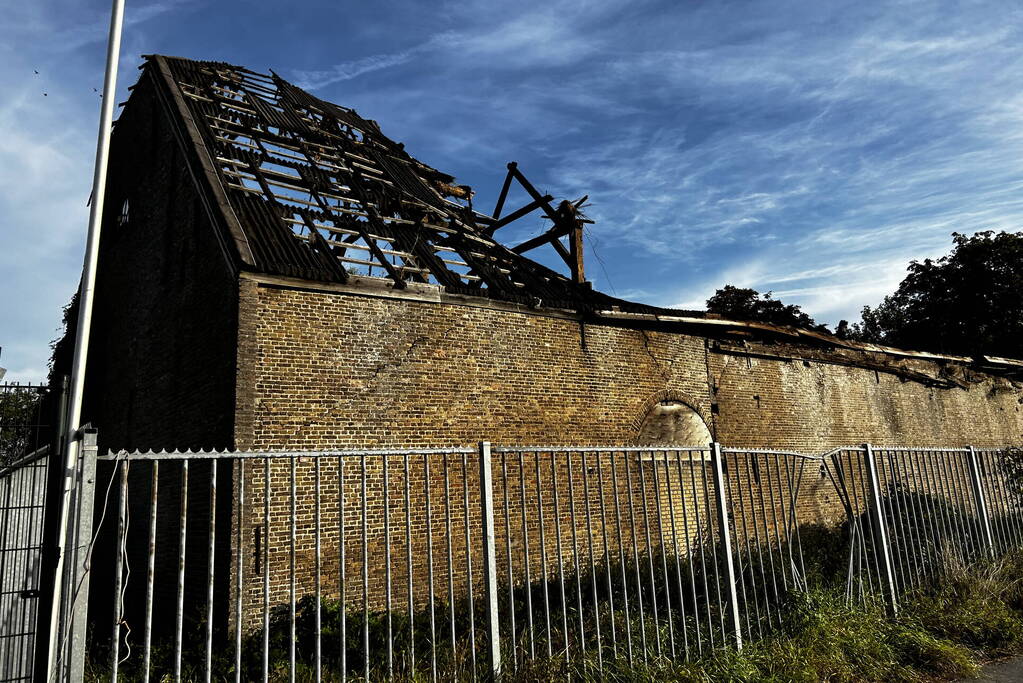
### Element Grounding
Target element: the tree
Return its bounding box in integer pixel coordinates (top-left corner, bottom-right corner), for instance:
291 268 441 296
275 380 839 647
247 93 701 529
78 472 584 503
706 285 828 332
850 231 1023 357
0 388 44 466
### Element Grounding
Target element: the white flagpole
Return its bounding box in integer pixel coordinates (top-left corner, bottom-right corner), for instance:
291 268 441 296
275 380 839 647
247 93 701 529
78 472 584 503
47 0 126 678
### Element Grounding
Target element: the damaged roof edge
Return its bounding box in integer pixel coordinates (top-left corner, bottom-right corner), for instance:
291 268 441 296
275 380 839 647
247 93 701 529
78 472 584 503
129 55 1023 378
594 309 1023 373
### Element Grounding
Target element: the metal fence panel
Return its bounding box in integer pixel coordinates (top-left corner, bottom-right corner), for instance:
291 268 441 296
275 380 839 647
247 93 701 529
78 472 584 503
0 381 61 683
829 445 1023 610
59 439 1023 681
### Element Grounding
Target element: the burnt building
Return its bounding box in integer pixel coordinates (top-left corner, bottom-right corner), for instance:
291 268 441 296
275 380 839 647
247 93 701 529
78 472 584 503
80 55 1023 456
72 55 1023 647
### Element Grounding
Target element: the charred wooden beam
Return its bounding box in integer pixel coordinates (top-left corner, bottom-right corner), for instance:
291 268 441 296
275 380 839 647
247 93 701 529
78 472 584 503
492 161 516 219
510 224 575 255
486 194 553 234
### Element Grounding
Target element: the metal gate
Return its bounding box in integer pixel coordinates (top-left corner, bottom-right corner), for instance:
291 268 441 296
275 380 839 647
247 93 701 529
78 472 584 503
0 382 63 682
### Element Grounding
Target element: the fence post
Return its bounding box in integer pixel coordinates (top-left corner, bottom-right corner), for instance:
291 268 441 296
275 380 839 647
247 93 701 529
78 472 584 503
710 442 743 650
862 444 898 615
71 428 98 683
479 441 502 679
966 446 995 557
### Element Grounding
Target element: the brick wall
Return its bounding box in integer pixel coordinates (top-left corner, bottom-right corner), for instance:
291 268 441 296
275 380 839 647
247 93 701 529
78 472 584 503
230 281 1023 629
81 69 239 646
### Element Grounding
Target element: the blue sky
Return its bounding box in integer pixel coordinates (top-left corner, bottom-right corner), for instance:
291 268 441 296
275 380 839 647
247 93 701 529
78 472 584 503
4 0 1023 381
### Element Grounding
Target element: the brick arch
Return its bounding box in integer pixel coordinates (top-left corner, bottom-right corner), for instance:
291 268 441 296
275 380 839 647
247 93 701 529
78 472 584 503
631 389 709 435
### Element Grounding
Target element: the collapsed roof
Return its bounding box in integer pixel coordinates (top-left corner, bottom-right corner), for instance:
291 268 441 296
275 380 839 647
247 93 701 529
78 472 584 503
131 55 1023 385
142 54 673 315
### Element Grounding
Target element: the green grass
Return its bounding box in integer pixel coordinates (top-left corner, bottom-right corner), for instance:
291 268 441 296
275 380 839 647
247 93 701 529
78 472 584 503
497 552 1023 683
89 537 1023 681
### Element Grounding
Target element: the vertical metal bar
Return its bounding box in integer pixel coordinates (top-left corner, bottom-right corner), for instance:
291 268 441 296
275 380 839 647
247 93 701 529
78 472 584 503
637 452 661 657
110 460 128 680
792 459 808 581
910 448 941 578
501 453 516 671
624 450 647 662
893 451 925 588
609 452 633 664
663 450 690 659
1002 449 1023 546
1 466 15 678
778 453 801 586
290 457 297 683
976 452 1001 553
518 452 534 659
846 450 876 593
549 451 569 659
926 450 957 562
947 450 975 559
951 450 983 560
444 453 456 661
534 452 552 658
650 450 675 659
580 450 603 670
479 442 502 680
689 450 715 645
968 447 995 557
675 449 707 654
678 451 705 655
882 451 912 592
361 453 369 682
461 452 476 677
872 450 902 589
38 380 69 682
924 450 959 566
8 464 23 677
702 449 726 641
206 460 218 683
384 454 393 680
721 451 748 647
424 455 437 683
0 468 13 677
596 452 617 658
263 459 270 683
234 460 244 683
994 450 1013 552
176 459 189 683
939 451 973 560
863 445 898 614
404 453 415 677
711 444 742 651
765 454 789 590
143 460 158 683
751 455 780 614
733 453 762 640
339 456 347 683
315 458 322 683
566 451 586 655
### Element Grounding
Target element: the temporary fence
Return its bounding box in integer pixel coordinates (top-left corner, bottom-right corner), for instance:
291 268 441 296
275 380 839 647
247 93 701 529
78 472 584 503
828 445 1023 612
8 436 1022 682
0 381 64 683
84 442 825 681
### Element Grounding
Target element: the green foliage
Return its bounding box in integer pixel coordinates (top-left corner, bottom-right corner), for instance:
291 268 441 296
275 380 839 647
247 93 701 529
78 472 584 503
0 386 44 466
848 230 1023 356
705 285 828 332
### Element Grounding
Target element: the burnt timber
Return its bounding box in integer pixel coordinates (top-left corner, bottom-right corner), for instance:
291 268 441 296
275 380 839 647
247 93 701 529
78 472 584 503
132 55 1023 388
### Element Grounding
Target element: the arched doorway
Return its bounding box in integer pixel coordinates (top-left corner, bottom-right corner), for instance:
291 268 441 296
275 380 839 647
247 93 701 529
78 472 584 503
637 400 712 446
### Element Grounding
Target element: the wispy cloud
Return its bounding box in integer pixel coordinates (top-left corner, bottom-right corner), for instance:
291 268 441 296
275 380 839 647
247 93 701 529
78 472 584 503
6 0 1023 378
